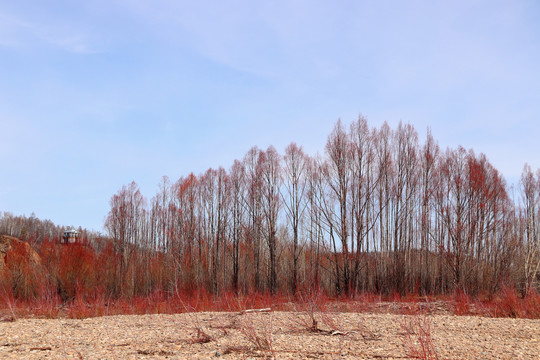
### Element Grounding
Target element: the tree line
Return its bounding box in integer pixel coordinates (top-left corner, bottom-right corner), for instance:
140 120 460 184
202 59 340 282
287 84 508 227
103 117 540 298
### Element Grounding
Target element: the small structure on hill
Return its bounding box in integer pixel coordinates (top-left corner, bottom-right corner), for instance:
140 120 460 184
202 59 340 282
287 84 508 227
62 228 81 244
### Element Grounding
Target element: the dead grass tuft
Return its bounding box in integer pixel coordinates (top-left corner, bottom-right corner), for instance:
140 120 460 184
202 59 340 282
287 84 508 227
400 312 439 360
236 312 275 358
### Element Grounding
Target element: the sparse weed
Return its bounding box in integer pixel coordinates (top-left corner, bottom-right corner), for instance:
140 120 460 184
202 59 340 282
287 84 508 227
236 312 275 358
1 288 17 322
289 288 342 334
400 312 439 360
178 300 215 345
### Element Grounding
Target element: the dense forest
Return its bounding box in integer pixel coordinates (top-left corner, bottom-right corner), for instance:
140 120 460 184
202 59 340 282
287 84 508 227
1 117 539 310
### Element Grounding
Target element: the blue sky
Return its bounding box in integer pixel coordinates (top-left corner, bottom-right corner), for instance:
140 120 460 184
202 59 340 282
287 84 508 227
1 0 539 232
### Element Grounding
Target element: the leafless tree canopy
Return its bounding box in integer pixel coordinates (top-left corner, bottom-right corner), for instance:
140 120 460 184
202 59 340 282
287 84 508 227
2 118 539 299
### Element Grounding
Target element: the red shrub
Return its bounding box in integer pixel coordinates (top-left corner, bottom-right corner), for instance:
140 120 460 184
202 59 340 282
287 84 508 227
3 240 44 300
452 289 472 316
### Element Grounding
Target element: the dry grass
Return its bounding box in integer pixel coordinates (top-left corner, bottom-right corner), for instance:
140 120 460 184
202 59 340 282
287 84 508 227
236 313 275 355
400 312 439 360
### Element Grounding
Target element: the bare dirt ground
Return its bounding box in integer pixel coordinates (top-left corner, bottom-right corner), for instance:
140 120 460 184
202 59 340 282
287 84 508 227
0 309 538 359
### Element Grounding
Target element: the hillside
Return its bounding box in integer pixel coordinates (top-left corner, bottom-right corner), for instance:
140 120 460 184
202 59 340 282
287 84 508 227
0 235 41 273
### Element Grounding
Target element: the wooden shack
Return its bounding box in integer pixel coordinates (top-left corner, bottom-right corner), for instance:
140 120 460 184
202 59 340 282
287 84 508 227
62 228 80 244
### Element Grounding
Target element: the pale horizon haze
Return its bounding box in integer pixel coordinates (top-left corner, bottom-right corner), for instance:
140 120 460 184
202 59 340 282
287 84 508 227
1 1 539 232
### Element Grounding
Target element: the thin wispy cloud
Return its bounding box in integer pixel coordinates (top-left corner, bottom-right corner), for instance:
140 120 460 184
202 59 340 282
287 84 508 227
0 10 99 53
0 11 34 47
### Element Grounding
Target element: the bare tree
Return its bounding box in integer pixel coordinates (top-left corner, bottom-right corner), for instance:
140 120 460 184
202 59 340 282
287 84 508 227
173 173 199 289
391 122 419 294
229 160 246 292
105 181 146 296
419 129 439 293
282 142 309 292
260 146 282 294
244 147 264 291
373 122 393 293
305 155 325 291
520 164 540 295
349 116 379 292
322 120 353 295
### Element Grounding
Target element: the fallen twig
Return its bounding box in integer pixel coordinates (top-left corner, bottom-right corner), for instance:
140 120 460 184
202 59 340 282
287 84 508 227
240 308 272 314
30 346 52 351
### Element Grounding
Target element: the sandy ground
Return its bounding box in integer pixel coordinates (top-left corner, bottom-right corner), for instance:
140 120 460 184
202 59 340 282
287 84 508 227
0 310 539 359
